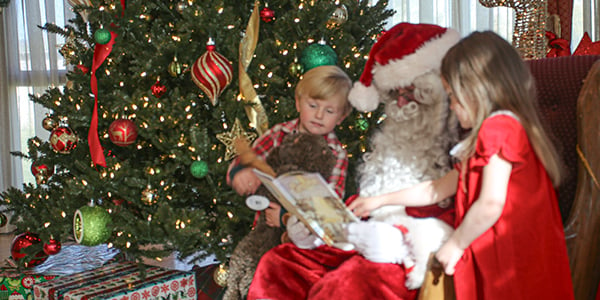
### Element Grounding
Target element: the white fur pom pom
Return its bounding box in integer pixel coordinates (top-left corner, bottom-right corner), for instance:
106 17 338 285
348 81 380 112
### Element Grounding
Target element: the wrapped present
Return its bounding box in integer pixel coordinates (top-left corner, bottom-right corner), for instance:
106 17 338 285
0 268 57 300
33 262 196 300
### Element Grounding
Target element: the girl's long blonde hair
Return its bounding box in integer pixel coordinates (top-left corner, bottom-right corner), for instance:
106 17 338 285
441 31 563 186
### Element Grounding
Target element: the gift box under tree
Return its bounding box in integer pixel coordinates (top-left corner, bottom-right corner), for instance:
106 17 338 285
33 262 196 300
0 268 57 300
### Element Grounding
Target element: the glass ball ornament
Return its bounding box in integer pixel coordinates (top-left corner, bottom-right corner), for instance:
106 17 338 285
73 204 112 246
31 162 54 184
151 80 167 98
108 119 138 147
288 61 304 77
327 4 349 27
94 28 111 45
11 232 47 268
49 125 78 154
0 212 7 227
213 263 229 287
190 160 209 178
260 6 275 23
42 116 58 131
43 238 62 256
356 118 369 131
141 186 158 204
300 41 338 72
168 57 183 77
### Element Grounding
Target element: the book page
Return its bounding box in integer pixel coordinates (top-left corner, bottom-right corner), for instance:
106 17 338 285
253 169 358 246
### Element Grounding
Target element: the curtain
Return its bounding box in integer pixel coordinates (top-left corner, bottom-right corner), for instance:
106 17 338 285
0 0 72 208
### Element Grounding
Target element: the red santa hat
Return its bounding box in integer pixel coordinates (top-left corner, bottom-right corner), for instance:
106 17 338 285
349 23 460 112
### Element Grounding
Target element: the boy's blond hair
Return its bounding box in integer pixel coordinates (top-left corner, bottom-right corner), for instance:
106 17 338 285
295 65 353 115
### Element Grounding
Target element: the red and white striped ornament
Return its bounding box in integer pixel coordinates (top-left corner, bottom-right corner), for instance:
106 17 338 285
191 38 233 106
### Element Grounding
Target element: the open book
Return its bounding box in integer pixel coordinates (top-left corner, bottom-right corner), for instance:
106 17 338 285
253 169 359 247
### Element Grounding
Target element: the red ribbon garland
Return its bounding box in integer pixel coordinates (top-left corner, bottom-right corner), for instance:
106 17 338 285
120 0 126 15
88 31 117 167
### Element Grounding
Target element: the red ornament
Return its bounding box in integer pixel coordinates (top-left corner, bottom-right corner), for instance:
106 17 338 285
191 38 233 106
31 163 54 177
260 6 275 23
109 119 138 147
151 80 167 98
76 64 89 74
49 126 78 154
11 232 47 268
112 198 125 206
43 238 62 255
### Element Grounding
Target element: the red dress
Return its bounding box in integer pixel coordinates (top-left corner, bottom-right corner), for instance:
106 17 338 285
453 113 574 300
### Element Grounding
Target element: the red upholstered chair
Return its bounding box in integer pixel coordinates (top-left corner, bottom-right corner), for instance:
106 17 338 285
526 55 600 300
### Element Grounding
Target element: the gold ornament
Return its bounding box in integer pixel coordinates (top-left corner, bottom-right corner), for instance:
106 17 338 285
478 0 548 59
168 56 183 77
59 33 78 65
289 59 304 77
213 263 229 287
216 118 257 161
141 186 158 204
239 1 269 135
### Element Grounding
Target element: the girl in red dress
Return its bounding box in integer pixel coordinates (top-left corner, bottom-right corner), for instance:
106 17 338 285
349 31 574 300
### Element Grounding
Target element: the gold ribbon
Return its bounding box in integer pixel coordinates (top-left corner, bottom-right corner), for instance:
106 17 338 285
239 0 269 135
576 144 600 190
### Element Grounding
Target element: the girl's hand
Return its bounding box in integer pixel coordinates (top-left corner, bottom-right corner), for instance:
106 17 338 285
435 237 465 275
231 168 261 195
347 196 384 218
265 202 282 227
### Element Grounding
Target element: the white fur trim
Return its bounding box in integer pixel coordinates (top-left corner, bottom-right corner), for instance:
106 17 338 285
348 81 381 112
373 29 460 91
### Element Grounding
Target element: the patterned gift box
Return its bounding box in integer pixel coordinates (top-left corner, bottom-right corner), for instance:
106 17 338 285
33 262 196 300
0 268 57 300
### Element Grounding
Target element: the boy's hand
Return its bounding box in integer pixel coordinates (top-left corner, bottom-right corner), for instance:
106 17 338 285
347 196 384 218
231 168 261 195
265 202 281 227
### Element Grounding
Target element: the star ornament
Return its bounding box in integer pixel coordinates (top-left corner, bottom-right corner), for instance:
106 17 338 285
216 118 257 161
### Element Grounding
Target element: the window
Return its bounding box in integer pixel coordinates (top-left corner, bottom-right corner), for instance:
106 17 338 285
1 0 598 190
1 0 72 190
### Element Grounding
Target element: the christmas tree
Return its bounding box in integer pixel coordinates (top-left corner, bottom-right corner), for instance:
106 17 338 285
0 0 393 265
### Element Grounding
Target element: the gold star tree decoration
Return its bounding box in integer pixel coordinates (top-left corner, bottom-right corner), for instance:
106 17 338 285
216 118 257 161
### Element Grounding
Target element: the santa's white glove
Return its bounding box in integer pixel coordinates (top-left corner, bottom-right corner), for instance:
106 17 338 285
346 221 413 266
286 215 324 249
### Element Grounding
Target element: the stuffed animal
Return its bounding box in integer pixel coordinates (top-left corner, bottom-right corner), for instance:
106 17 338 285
224 132 337 300
348 23 461 290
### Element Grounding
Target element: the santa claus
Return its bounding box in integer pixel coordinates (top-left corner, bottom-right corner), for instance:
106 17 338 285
347 22 461 289
247 23 460 300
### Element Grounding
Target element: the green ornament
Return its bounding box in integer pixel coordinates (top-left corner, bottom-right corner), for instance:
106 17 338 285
94 28 111 45
356 118 369 131
289 61 304 77
300 41 337 72
73 204 112 246
190 160 209 178
0 212 7 227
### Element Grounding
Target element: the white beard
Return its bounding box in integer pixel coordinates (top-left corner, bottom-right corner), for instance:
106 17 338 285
358 72 459 289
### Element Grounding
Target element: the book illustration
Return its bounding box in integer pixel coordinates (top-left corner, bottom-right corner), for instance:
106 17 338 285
253 169 359 246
